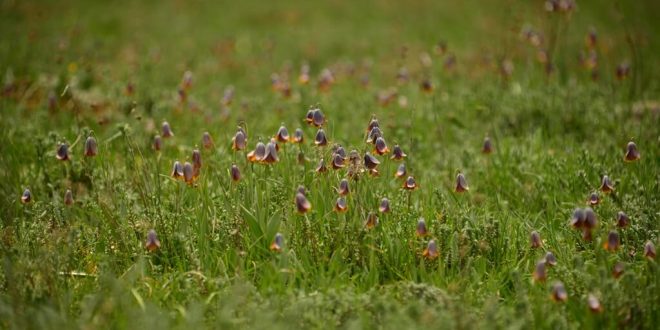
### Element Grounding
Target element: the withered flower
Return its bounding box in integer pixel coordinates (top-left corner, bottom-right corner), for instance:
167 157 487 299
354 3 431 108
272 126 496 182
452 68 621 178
276 124 290 143
153 135 162 151
403 176 417 190
334 197 348 213
171 161 184 179
530 231 542 249
56 142 70 161
612 262 624 278
247 142 266 163
603 231 620 252
232 130 247 151
379 198 391 213
314 129 328 146
391 145 407 160
587 192 599 206
374 137 389 155
270 233 284 252
588 294 603 313
262 140 279 164
624 141 640 162
64 189 74 206
416 218 428 237
545 251 557 266
162 121 174 138
570 208 586 229
145 229 161 252
295 192 312 214
84 136 98 157
183 162 194 184
599 175 614 193
230 164 241 182
616 211 629 228
395 163 407 179
337 179 350 196
533 260 547 283
292 128 304 143
455 173 469 193
21 188 31 204
551 281 568 302
365 212 378 229
315 158 328 173
482 136 493 154
644 241 656 260
423 240 439 259
202 132 214 149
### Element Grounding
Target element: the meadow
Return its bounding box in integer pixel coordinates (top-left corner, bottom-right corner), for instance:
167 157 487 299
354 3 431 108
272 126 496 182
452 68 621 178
0 0 659 328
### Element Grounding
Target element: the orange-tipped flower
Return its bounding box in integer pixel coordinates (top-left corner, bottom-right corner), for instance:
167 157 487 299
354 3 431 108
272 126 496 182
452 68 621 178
570 208 586 229
262 140 279 164
145 229 161 252
612 262 624 278
332 153 346 170
56 142 70 161
337 179 350 196
533 260 547 283
183 162 194 184
230 164 241 182
587 192 599 206
545 251 557 266
247 142 266 163
599 175 614 193
202 132 214 149
482 136 493 154
295 192 312 214
390 145 407 160
162 121 174 138
270 233 284 252
455 173 469 193
21 188 31 204
530 231 542 249
292 128 304 143
624 141 640 162
374 137 389 155
334 197 348 213
395 163 407 179
316 158 328 173
153 135 162 151
364 153 380 170
305 109 315 124
232 130 247 151
379 198 391 213
64 189 74 206
416 218 428 237
588 294 603 313
276 124 290 143
644 241 656 260
314 129 328 146
423 240 439 259
298 64 310 84
403 176 417 190
84 136 98 157
603 231 620 252
365 212 378 229
171 161 184 179
192 149 202 178
551 281 568 302
616 211 629 228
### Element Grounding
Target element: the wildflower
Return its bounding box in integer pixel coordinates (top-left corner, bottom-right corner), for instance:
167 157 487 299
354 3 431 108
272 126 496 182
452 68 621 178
584 207 597 229
395 163 407 179
315 158 328 173
644 241 656 260
416 218 428 237
181 70 193 90
391 145 406 160
21 188 31 203
570 208 586 228
314 129 328 146
145 229 161 252
455 173 469 193
533 260 547 283
232 130 247 151
365 212 378 229
599 175 614 193
366 126 382 144
403 176 417 190
183 162 194 184
379 198 390 213
202 132 214 149
84 136 98 157
587 192 599 206
551 281 568 302
364 153 380 170
530 231 542 248
56 142 70 161
296 186 307 196
305 108 315 124
545 251 557 266
337 179 350 196
588 294 603 313
585 28 597 49
624 141 640 162
482 136 493 154
270 233 284 252
612 262 624 278
192 149 202 178
420 79 433 93
262 140 279 164
332 153 346 169
276 124 290 143
616 62 630 80
64 189 74 206
171 161 184 179
366 116 379 132
230 164 241 182
298 64 310 84
162 121 174 138
295 192 312 214
221 86 234 106
247 142 266 163
396 67 409 84
292 128 304 143
334 197 348 213
374 137 389 155
153 135 162 151
423 240 439 259
317 69 335 92
312 108 326 127
616 211 629 228
603 231 620 252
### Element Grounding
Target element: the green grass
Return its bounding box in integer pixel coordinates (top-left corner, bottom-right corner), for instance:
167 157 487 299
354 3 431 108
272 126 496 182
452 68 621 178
1 0 659 328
